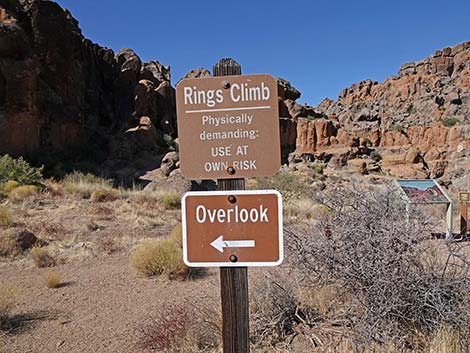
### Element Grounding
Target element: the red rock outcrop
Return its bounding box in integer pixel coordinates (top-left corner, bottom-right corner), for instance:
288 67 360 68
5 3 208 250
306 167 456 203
289 41 470 180
0 0 176 169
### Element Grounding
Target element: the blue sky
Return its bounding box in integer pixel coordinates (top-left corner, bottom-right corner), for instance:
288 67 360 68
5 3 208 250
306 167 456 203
55 0 470 106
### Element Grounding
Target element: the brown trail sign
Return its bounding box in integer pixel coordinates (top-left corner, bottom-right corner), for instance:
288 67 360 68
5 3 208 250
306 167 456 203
176 73 280 180
182 190 283 267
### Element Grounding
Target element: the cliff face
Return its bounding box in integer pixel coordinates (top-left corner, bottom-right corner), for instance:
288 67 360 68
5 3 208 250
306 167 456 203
290 42 470 180
0 0 175 169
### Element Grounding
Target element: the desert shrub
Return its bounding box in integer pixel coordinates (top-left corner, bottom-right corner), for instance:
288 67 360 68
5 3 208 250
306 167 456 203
160 192 181 209
250 272 302 348
137 301 218 353
370 150 382 162
250 270 321 350
309 162 325 175
62 171 113 198
442 117 459 127
391 123 406 133
42 269 62 288
0 284 17 329
130 239 187 278
256 171 309 205
0 180 20 197
163 134 178 151
8 185 38 202
90 188 120 202
0 205 12 227
288 185 470 346
0 155 43 185
31 246 56 268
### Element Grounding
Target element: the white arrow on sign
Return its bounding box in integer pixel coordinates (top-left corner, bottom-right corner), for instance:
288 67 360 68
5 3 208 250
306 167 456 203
210 235 255 253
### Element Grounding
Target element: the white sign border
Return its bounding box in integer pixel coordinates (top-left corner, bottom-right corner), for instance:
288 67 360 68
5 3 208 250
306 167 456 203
181 189 283 267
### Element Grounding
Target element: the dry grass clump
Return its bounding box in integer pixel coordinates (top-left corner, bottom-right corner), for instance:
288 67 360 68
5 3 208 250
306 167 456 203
0 284 18 329
427 327 466 353
283 198 329 222
0 205 12 227
8 185 38 202
130 239 187 279
169 223 183 247
0 180 20 197
31 246 56 268
90 188 120 202
62 171 113 198
42 269 62 289
44 179 64 197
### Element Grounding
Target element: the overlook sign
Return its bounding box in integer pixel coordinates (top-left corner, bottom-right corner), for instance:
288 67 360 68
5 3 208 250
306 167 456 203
176 74 280 179
181 190 283 267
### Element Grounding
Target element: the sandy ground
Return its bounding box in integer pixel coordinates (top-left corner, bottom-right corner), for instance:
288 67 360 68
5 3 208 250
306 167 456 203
1 254 219 353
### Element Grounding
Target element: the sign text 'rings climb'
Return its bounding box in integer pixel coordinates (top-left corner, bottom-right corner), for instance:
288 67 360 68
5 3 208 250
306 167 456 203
176 74 281 179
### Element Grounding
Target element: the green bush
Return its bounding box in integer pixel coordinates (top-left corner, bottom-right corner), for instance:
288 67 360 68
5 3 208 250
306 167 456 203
370 150 382 163
0 155 43 185
256 171 308 204
442 117 459 127
391 124 406 133
309 162 325 175
161 192 181 209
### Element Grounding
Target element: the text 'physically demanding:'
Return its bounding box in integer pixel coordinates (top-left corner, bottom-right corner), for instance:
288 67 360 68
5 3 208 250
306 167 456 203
183 82 271 108
202 113 253 126
196 204 269 224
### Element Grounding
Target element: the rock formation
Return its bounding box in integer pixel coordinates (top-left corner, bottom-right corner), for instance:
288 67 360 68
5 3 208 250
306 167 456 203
0 0 176 176
0 0 468 183
286 42 470 181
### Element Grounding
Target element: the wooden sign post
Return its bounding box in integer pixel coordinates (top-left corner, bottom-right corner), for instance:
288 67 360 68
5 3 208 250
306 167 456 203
176 58 282 353
460 192 469 237
214 59 249 353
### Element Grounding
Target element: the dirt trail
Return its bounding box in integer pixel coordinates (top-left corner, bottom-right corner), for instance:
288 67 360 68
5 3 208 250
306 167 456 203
1 255 217 353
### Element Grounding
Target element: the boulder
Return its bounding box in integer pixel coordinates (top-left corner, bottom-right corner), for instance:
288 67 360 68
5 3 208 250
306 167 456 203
160 151 179 177
0 229 39 256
